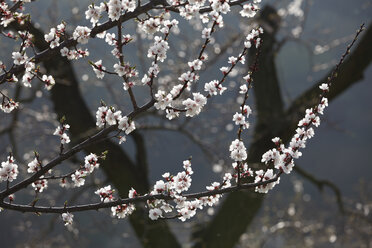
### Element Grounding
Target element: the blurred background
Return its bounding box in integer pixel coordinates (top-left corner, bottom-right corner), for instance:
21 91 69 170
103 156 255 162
0 0 371 247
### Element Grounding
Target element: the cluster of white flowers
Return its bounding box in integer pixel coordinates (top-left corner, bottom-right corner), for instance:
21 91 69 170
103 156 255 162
244 27 264 49
95 106 135 143
254 169 279 193
0 156 18 182
27 158 41 174
0 2 14 27
257 84 330 193
41 75 56 90
232 106 251 129
143 159 225 222
114 62 138 78
22 61 36 87
204 80 227 95
85 4 105 26
71 170 87 187
154 90 172 110
182 93 207 117
53 123 71 145
107 0 136 21
5 28 57 93
147 36 170 63
32 178 48 192
0 1 31 27
73 26 91 44
240 0 261 18
95 185 115 203
229 139 248 162
70 153 100 187
0 98 18 113
44 22 66 49
111 203 136 219
60 46 90 60
111 188 137 219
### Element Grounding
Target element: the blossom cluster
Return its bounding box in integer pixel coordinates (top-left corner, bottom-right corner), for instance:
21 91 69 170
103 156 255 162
70 153 100 187
146 160 222 221
257 84 330 193
0 1 31 28
103 187 137 219
0 97 19 113
53 123 71 145
0 156 18 182
95 105 135 143
44 22 66 49
107 0 136 21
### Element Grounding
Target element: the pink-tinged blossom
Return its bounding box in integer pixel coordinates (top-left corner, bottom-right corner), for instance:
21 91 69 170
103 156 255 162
22 72 33 87
229 139 247 161
206 182 220 191
0 98 19 113
232 113 246 125
53 124 71 144
84 153 99 173
105 109 121 126
154 90 172 110
188 59 203 70
172 171 192 193
96 106 108 128
147 36 169 62
122 0 136 12
92 60 106 79
153 180 167 194
179 4 199 20
114 63 137 78
27 158 41 174
140 17 161 34
149 208 162 220
204 80 227 96
95 185 115 202
32 179 48 193
41 75 55 90
239 84 248 94
118 116 136 134
0 156 18 182
210 0 230 14
85 5 101 25
105 33 116 46
62 212 74 226
202 28 211 39
71 170 87 187
183 160 193 175
73 26 91 44
128 188 137 198
166 109 180 120
254 169 279 193
111 204 136 218
220 66 229 75
12 52 28 65
240 3 259 18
